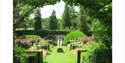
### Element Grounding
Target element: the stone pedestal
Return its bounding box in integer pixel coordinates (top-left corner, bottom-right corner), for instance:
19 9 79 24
56 35 64 53
57 48 63 52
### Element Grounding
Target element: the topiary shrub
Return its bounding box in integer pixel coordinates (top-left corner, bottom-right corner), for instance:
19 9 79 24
64 30 85 45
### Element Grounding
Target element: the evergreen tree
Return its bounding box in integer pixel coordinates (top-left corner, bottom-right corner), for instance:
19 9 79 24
49 10 58 30
80 6 90 36
69 6 79 29
34 8 42 30
63 4 71 29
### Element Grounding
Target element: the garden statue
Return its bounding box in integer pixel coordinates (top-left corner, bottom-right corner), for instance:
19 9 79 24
56 35 64 52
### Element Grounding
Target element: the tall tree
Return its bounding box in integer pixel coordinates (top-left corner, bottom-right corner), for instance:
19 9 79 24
34 8 42 30
63 4 71 29
69 5 80 29
80 6 90 36
49 10 58 30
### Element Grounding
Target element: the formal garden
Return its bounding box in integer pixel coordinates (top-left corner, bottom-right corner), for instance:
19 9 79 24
13 0 112 63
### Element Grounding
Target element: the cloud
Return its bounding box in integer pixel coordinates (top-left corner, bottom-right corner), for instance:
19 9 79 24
54 0 65 18
40 5 54 18
40 1 79 19
40 1 65 19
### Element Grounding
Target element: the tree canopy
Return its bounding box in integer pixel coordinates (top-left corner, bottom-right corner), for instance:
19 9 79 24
14 0 112 48
49 10 58 30
63 4 71 29
34 8 42 30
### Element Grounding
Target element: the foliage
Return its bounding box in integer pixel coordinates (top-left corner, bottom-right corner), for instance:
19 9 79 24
22 35 41 39
80 42 100 63
49 10 58 30
64 30 85 44
13 0 112 48
38 39 49 47
78 2 112 48
13 0 60 31
69 5 80 30
58 18 64 30
81 52 93 63
80 42 111 63
63 0 111 9
65 0 112 48
97 3 112 48
93 49 112 63
83 42 100 51
13 0 112 62
13 45 27 63
90 17 112 48
42 18 50 30
13 45 39 63
34 8 42 30
63 4 71 29
13 4 36 30
37 39 49 50
79 6 90 36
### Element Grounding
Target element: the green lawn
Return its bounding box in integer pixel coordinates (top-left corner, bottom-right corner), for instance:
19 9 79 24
43 46 77 63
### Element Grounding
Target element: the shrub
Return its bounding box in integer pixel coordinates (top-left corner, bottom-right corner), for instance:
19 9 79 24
15 39 35 49
13 45 27 63
90 19 112 48
81 42 100 63
22 35 41 39
93 49 112 63
64 30 85 45
13 45 40 63
38 39 49 46
37 39 49 50
80 42 111 63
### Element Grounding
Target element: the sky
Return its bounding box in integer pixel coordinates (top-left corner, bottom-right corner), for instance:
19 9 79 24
40 0 79 19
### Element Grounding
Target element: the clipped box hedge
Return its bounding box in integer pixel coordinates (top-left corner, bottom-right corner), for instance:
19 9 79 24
80 42 112 63
80 49 112 63
93 49 112 63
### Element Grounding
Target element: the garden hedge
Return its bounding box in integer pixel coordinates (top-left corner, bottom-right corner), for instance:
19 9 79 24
64 30 85 45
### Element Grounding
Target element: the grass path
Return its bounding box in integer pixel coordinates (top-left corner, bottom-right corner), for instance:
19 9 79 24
43 46 77 63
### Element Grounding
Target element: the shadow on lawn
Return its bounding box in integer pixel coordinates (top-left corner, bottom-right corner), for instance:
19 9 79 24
43 62 48 63
56 52 66 53
49 50 53 52
47 52 51 55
